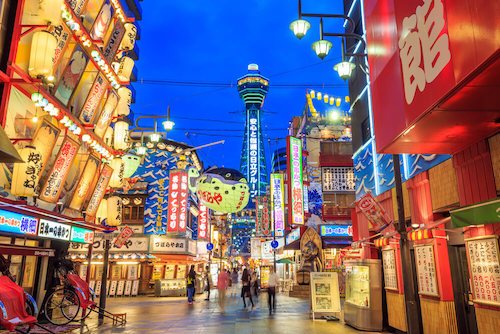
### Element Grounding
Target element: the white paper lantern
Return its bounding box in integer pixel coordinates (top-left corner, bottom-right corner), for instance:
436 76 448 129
28 31 57 78
96 198 108 221
103 127 114 147
106 196 122 226
11 146 43 197
109 157 125 188
119 23 137 51
117 56 134 82
113 120 129 150
115 87 132 117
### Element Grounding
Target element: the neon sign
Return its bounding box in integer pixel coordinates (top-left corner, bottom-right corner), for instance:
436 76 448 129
270 173 285 237
0 210 38 236
197 204 209 239
248 114 259 198
320 225 353 237
287 136 304 225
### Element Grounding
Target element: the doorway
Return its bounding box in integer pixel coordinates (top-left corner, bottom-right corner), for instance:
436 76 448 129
448 245 478 334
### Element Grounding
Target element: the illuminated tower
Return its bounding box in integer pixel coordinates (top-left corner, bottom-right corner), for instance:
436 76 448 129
237 64 269 200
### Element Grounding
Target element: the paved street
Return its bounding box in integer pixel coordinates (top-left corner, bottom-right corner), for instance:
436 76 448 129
75 292 386 334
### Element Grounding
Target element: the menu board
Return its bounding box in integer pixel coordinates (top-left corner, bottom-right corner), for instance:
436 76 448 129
466 236 500 306
382 249 398 291
414 243 439 297
310 272 341 313
164 265 175 279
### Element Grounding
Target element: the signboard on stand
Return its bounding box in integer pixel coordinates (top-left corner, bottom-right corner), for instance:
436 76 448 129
310 272 341 319
465 236 500 306
414 243 439 297
382 249 398 291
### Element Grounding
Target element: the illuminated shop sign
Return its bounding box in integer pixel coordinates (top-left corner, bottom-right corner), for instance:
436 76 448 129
287 136 304 225
255 196 271 237
270 173 285 237
320 225 353 238
178 172 189 232
286 228 301 245
86 164 113 217
237 76 269 86
167 170 188 233
198 204 209 239
248 114 259 198
80 72 108 124
38 219 71 240
0 209 38 236
70 226 94 244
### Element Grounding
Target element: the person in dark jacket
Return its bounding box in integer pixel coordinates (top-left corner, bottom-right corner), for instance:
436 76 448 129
186 265 196 304
241 268 254 308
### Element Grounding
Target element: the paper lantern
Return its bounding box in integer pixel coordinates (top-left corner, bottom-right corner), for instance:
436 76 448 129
28 31 57 79
115 87 132 116
336 98 341 107
113 120 129 150
195 167 249 213
96 198 108 221
11 146 43 197
106 196 122 226
103 127 114 147
117 56 134 82
119 23 137 51
123 154 141 178
109 157 125 188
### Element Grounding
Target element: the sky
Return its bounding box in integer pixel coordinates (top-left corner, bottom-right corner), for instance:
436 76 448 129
132 0 349 170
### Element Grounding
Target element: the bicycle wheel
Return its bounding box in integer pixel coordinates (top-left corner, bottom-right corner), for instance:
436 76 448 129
74 292 94 321
44 288 80 325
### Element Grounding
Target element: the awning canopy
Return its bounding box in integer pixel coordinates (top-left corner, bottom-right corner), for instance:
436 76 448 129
0 126 23 163
274 258 294 264
0 244 54 257
154 254 199 262
450 198 500 228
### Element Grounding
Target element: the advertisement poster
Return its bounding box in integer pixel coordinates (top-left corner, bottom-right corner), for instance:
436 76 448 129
255 196 271 237
271 173 285 237
465 236 500 306
85 164 113 217
79 72 108 124
414 243 439 297
89 0 114 41
68 154 100 210
310 272 341 314
382 249 398 291
177 265 187 279
260 265 271 288
164 265 175 279
127 265 138 280
54 44 89 105
287 136 304 225
30 118 61 173
152 265 163 280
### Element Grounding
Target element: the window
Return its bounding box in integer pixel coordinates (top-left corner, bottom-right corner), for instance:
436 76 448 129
122 203 145 221
322 167 355 192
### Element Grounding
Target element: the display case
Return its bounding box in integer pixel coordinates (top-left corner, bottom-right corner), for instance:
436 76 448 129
154 278 186 297
344 259 382 331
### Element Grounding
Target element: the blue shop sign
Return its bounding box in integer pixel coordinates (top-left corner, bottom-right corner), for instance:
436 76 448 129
320 225 353 238
0 209 38 236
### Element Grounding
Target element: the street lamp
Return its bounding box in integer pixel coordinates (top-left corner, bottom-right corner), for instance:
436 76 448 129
334 61 355 80
289 19 310 39
162 120 175 131
311 39 333 60
150 132 161 142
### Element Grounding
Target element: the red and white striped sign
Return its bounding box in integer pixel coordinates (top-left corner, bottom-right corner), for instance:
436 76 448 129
197 204 209 239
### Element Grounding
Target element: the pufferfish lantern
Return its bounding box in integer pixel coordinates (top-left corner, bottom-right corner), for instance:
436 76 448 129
188 167 249 213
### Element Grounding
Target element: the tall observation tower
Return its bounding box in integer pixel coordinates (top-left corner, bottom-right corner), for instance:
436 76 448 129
237 64 269 200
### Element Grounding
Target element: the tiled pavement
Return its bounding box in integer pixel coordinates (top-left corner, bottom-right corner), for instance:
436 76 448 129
74 292 388 334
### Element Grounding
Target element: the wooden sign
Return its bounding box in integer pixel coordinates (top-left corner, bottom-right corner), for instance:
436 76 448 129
68 154 101 210
414 243 439 297
124 280 132 295
131 280 139 296
465 236 500 306
382 249 398 291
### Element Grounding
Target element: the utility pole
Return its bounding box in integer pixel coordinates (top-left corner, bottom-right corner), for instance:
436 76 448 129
98 239 110 324
393 154 422 334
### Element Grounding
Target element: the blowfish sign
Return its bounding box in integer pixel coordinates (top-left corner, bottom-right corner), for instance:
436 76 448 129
167 170 188 233
287 136 304 225
197 204 209 239
270 173 285 237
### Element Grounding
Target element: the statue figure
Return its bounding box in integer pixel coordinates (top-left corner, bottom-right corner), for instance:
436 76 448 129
297 227 323 285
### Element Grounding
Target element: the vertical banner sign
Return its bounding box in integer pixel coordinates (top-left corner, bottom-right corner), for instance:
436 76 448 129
79 73 108 124
271 173 285 237
54 44 89 105
102 20 125 64
40 137 80 203
68 155 101 210
167 171 180 232
287 136 304 225
255 196 271 237
178 171 188 232
356 192 391 231
197 204 209 239
85 164 113 217
68 0 88 15
89 0 114 41
94 90 118 138
248 111 259 198
48 24 71 69
255 196 263 236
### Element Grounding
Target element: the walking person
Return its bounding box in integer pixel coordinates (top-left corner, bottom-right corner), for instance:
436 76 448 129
204 267 212 300
217 268 230 312
267 266 280 313
186 265 196 305
241 268 254 309
230 268 239 297
251 271 259 297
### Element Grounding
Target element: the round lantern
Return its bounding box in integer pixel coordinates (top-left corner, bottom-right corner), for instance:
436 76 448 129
109 157 125 188
122 154 141 178
11 146 43 197
119 23 137 50
195 167 249 213
103 127 114 147
96 198 108 221
113 120 129 151
115 87 132 117
106 196 122 226
117 57 134 82
28 31 57 79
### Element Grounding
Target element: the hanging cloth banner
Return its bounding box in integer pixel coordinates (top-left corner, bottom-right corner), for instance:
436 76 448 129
68 154 101 211
355 192 392 231
451 198 500 228
85 164 113 218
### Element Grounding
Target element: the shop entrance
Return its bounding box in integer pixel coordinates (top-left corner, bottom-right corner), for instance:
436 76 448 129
448 245 478 334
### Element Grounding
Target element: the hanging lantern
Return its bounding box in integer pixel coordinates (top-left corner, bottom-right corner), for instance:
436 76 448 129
317 92 322 100
115 87 132 117
113 120 129 151
119 23 137 51
117 56 134 82
106 196 122 226
103 127 114 147
11 146 43 197
336 98 342 107
122 154 141 178
96 198 108 221
310 90 315 99
28 31 57 79
345 96 350 103
323 94 328 104
109 157 125 188
329 97 334 105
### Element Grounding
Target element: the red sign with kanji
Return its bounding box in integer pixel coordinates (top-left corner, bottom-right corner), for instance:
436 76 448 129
114 226 134 248
197 204 209 239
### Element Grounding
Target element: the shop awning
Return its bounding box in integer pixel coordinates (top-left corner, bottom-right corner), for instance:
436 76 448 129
322 238 352 249
154 254 198 262
274 258 294 264
0 244 54 257
284 238 300 250
450 198 500 228
0 126 23 163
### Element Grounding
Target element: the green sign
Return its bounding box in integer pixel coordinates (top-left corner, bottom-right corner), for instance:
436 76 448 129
450 198 500 228
70 226 95 244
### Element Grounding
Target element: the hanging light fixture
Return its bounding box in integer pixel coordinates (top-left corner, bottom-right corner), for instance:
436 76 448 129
28 31 57 79
136 146 147 155
150 133 161 142
289 19 311 40
334 61 356 80
311 40 332 59
162 105 175 131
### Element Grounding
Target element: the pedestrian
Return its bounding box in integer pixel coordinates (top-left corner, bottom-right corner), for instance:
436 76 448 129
251 271 259 297
186 265 196 305
230 268 239 297
217 268 230 312
241 268 254 308
267 266 280 313
204 267 212 301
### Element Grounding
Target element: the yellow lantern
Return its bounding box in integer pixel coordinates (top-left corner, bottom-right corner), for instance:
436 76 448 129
11 146 43 197
323 94 328 103
317 92 322 100
109 157 124 188
113 120 129 151
106 196 122 226
117 56 134 82
119 23 137 51
345 96 350 103
336 98 341 107
310 90 315 99
96 198 108 222
329 97 334 105
28 31 57 79
103 127 114 147
115 87 132 117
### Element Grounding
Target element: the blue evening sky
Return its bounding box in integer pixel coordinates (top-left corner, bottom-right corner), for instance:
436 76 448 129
132 0 348 170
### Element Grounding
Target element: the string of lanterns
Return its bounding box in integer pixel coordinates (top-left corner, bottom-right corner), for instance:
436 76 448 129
306 89 350 118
